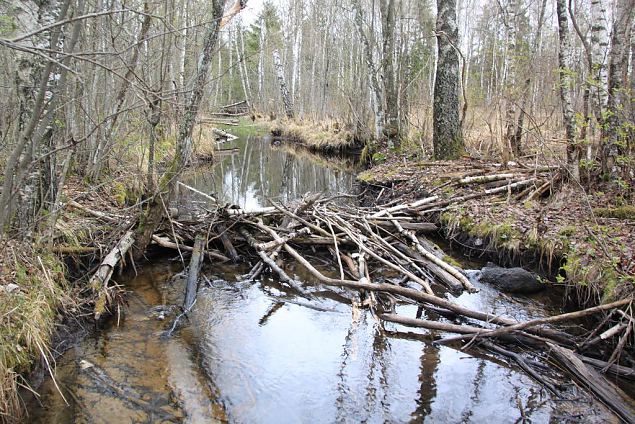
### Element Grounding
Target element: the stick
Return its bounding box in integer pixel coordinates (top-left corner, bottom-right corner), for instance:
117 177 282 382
183 235 205 311
438 298 633 345
151 234 230 262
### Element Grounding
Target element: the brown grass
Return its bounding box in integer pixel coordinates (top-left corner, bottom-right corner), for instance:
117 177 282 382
270 118 363 152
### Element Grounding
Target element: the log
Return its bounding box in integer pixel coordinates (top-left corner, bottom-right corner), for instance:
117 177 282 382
183 235 205 311
212 127 238 141
216 223 240 262
459 173 516 184
380 313 481 334
577 354 635 381
91 231 135 319
67 200 124 223
548 343 635 423
371 195 439 218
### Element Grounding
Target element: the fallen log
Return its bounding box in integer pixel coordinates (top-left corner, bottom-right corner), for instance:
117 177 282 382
91 231 135 320
183 235 205 311
67 200 124 223
212 127 238 142
459 173 516 185
548 343 635 423
151 234 230 262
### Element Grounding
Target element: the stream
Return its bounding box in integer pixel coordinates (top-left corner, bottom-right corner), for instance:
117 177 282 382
28 131 611 423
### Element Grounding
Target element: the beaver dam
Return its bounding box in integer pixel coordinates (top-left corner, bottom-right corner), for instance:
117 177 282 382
28 134 633 423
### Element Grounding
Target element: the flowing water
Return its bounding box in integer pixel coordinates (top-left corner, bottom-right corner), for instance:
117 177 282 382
28 131 612 423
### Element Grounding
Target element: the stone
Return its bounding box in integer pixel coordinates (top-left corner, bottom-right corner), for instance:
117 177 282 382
479 263 544 294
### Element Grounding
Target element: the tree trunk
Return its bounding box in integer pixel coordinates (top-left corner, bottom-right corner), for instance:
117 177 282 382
272 49 295 119
590 0 609 120
601 0 634 178
134 0 228 258
380 0 399 146
503 0 521 157
433 0 463 159
352 0 384 140
555 0 580 182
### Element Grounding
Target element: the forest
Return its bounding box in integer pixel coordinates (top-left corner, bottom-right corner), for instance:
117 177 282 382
0 0 634 422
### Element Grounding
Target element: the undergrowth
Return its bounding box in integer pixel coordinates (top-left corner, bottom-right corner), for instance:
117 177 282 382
0 242 69 423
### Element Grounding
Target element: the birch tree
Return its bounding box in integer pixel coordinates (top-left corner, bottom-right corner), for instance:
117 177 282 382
555 0 580 182
601 0 635 178
432 0 463 159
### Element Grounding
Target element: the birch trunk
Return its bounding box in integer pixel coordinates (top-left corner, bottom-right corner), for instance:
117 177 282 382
272 49 295 119
555 0 580 182
590 0 609 119
433 0 463 159
601 0 635 177
503 0 520 156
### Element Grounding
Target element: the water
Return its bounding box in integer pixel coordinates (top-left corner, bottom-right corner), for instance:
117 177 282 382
28 133 612 423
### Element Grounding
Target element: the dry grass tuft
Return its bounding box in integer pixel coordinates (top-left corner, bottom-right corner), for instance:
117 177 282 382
270 118 363 152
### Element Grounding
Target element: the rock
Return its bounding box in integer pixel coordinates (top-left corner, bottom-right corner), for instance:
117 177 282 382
479 263 544 294
1 283 20 293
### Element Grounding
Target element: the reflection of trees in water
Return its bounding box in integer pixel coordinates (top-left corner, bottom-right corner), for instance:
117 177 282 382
180 135 356 209
365 323 391 420
410 341 440 421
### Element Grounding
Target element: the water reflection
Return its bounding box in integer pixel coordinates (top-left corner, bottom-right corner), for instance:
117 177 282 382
181 136 356 210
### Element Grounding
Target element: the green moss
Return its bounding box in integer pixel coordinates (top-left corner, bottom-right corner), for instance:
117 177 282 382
593 206 635 220
442 255 462 268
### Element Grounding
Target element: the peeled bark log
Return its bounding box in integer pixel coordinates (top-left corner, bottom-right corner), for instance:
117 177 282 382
91 231 135 319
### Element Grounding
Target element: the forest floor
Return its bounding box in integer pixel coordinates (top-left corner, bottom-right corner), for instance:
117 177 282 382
357 154 635 306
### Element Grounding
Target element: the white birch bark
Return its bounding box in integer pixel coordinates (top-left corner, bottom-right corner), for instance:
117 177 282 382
590 0 609 117
272 49 295 118
555 0 580 182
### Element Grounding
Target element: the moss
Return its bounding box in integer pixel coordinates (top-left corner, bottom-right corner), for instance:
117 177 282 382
112 181 127 206
593 206 635 220
442 255 462 268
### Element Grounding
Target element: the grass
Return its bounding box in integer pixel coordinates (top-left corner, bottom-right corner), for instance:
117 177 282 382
269 118 363 152
0 242 69 423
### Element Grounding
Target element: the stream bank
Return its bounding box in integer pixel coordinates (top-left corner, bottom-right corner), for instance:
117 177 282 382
357 158 635 307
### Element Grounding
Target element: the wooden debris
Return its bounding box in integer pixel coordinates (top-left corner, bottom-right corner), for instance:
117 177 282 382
548 343 635 423
91 231 135 320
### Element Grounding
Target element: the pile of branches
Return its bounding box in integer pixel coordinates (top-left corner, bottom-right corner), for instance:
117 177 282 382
85 183 634 420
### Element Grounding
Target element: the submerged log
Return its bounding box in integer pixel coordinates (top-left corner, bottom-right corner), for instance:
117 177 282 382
548 343 635 423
